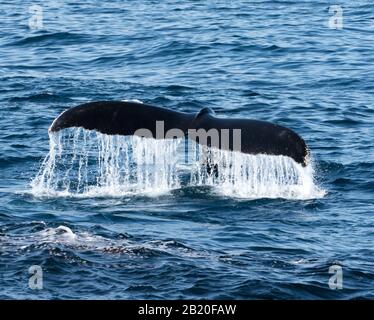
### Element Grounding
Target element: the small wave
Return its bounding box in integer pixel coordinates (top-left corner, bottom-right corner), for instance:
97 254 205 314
323 118 363 126
230 43 287 53
89 55 130 66
138 40 211 60
10 92 71 103
265 44 286 51
1 224 212 260
0 155 42 167
10 32 89 46
242 90 260 97
165 84 193 92
1 225 128 254
312 77 363 88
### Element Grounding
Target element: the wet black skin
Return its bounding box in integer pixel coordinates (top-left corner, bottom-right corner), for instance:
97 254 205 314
49 101 309 166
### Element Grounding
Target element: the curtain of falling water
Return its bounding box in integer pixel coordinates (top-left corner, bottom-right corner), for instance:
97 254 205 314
31 128 182 196
190 144 321 199
31 128 324 199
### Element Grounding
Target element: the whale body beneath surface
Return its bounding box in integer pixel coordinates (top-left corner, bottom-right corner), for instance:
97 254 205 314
49 101 310 166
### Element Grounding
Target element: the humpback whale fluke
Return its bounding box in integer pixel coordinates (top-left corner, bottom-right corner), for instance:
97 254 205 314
49 101 309 166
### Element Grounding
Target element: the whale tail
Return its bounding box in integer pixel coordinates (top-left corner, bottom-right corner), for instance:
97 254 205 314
49 101 309 166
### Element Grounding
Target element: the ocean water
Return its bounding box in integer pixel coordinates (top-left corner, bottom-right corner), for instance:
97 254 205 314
0 0 373 299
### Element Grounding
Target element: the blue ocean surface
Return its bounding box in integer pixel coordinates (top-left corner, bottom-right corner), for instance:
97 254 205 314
0 0 373 299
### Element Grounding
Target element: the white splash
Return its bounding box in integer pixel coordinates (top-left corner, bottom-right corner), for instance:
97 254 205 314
30 128 325 200
190 145 325 200
121 99 143 104
31 129 181 197
1 224 213 258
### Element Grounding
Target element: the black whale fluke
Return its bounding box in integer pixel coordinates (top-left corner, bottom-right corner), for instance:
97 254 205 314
49 101 309 166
